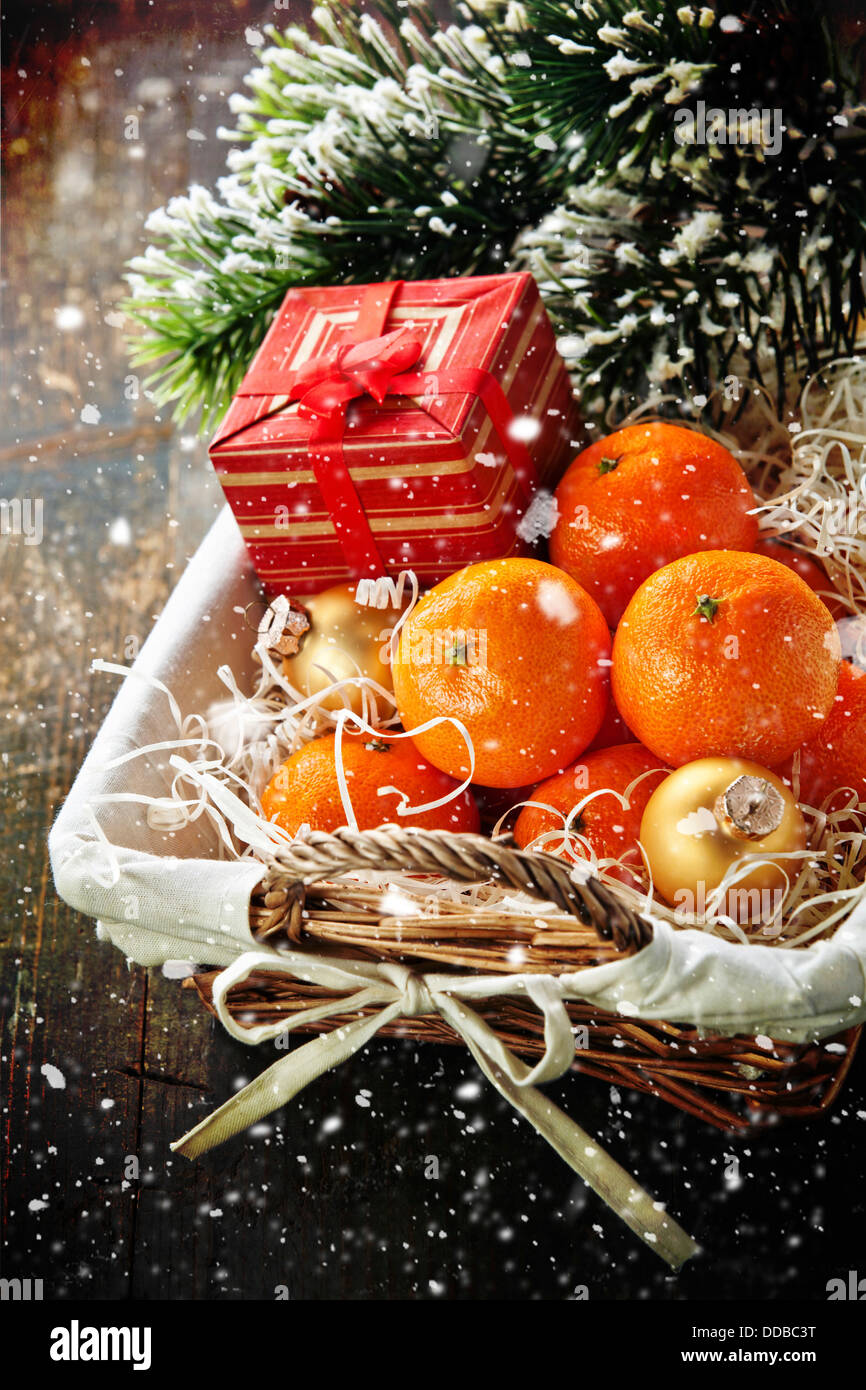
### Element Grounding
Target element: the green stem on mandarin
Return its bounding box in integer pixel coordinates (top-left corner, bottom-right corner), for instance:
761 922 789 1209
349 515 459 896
693 594 721 623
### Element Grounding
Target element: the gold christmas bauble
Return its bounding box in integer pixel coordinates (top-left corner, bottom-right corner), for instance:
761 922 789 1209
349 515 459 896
639 757 807 923
282 582 409 716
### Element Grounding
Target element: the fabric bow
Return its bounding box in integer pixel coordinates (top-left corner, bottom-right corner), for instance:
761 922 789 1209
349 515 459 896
171 946 699 1269
288 327 424 421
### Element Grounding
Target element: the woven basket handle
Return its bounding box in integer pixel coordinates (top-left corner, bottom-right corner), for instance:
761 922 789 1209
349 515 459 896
256 826 654 955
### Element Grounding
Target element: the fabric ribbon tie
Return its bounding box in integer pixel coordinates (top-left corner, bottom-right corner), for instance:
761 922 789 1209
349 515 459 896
288 328 424 421
171 947 699 1269
278 323 427 578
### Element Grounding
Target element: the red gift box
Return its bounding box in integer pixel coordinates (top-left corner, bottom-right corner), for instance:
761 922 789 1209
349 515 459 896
209 273 580 596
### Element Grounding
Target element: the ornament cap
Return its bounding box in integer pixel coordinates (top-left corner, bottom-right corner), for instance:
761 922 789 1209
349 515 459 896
248 595 310 656
718 774 785 840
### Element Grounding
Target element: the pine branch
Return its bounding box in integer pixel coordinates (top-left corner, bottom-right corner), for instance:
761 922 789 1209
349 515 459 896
507 0 866 409
123 0 866 427
123 0 555 426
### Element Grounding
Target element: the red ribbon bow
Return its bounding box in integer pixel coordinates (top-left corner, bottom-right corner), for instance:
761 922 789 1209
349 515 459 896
288 328 424 421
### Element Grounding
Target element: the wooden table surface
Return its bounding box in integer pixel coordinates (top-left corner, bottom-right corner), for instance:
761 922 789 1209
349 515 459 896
2 1 866 1303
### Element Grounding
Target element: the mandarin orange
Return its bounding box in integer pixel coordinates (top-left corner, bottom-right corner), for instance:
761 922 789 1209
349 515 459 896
260 731 480 835
753 537 847 621
776 660 866 809
586 692 634 754
612 550 841 768
513 742 669 884
550 422 758 626
391 558 611 787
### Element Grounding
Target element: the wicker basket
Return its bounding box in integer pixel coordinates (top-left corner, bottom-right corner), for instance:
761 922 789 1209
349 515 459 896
185 825 862 1133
